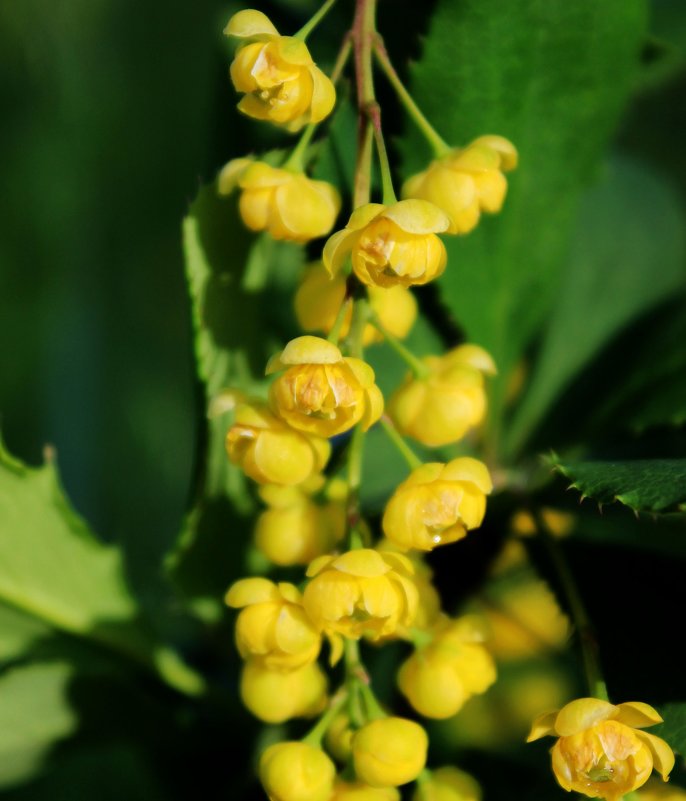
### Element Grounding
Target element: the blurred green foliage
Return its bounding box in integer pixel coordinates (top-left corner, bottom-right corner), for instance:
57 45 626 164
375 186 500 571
2 0 686 798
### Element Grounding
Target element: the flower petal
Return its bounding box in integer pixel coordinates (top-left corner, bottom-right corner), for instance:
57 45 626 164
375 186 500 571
470 134 519 171
217 157 253 195
446 344 497 375
526 710 559 742
308 64 336 123
635 731 675 780
322 228 356 276
614 702 664 729
440 457 493 494
332 549 390 577
554 698 617 736
382 199 450 234
280 335 342 365
224 9 279 40
226 577 279 608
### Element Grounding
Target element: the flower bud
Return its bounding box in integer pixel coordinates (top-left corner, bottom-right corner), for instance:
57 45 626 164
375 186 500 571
382 458 492 551
352 717 428 787
259 740 336 801
528 698 675 800
255 483 345 566
267 336 384 437
389 344 496 447
241 660 327 723
402 135 517 235
412 767 481 801
294 263 417 344
225 10 335 131
331 781 400 800
325 712 355 763
323 200 449 288
226 578 320 670
303 549 418 640
398 617 496 719
226 401 330 485
219 161 340 242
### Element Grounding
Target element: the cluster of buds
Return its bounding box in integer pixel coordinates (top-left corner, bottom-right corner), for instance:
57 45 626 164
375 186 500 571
215 4 675 801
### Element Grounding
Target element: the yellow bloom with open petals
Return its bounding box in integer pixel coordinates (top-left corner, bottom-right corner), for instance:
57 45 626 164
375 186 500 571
218 160 340 242
398 616 496 719
255 482 345 566
302 549 418 640
528 698 675 800
225 10 335 131
294 262 418 345
226 578 321 670
240 659 327 723
226 401 330 485
402 135 518 235
382 457 492 551
268 336 384 437
353 717 428 787
389 344 496 447
412 766 481 801
323 200 449 288
259 740 336 801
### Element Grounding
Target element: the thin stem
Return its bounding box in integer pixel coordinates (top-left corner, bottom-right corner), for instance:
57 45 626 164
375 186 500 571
380 416 422 471
327 298 352 344
352 0 377 207
295 0 338 41
369 312 430 378
373 36 451 158
358 681 386 721
538 523 609 701
302 687 349 746
368 102 397 204
330 34 352 85
344 638 366 728
283 123 317 171
354 120 374 206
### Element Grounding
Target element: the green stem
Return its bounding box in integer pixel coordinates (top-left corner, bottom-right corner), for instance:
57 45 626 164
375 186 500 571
344 638 366 728
352 0 377 207
380 416 422 471
354 120 374 207
358 681 386 720
330 34 352 85
370 313 429 378
368 103 397 204
283 123 317 171
295 0 338 41
327 298 352 344
538 524 609 701
302 687 349 746
373 36 451 158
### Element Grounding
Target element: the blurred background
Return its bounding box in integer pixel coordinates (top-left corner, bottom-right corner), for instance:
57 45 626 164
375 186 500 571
2 0 686 798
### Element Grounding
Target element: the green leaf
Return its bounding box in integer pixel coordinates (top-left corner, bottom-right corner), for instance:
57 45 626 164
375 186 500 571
168 185 304 611
0 605 51 665
654 703 686 755
0 662 77 788
0 440 204 696
553 457 686 513
400 0 648 443
507 158 686 456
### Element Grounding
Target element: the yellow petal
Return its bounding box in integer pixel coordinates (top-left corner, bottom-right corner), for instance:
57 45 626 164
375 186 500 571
226 577 279 608
635 731 675 780
274 36 313 66
447 344 497 375
382 199 450 234
554 698 617 736
344 357 376 388
361 576 400 618
217 157 253 195
224 9 279 39
275 177 339 240
526 710 559 742
470 134 518 171
333 549 390 577
440 457 493 494
239 162 290 189
239 186 272 231
474 170 507 213
308 64 336 124
306 554 336 577
274 607 320 654
380 552 415 576
253 429 314 485
323 228 357 276
361 384 384 431
614 702 664 729
328 633 344 666
400 462 444 489
450 144 500 172
277 582 302 604
280 335 342 365
347 203 386 230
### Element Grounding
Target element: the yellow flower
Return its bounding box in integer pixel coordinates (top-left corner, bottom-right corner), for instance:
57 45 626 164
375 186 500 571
259 740 336 801
218 160 340 242
254 482 345 566
398 616 496 719
267 336 384 437
226 578 321 670
331 781 401 800
389 344 496 447
352 717 428 787
382 457 492 551
528 698 675 800
302 549 419 640
323 200 450 288
412 766 481 801
402 135 518 235
226 400 330 485
294 262 418 345
240 659 327 723
325 712 355 762
225 10 335 131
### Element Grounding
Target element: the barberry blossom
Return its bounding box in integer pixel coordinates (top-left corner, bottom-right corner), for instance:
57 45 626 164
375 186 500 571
225 9 335 131
219 159 340 242
528 698 675 800
323 200 450 288
402 135 518 235
268 336 384 437
382 457 492 551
